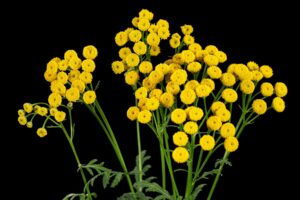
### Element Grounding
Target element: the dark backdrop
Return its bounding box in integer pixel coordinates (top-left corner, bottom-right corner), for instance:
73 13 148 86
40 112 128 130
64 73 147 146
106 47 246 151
2 0 298 199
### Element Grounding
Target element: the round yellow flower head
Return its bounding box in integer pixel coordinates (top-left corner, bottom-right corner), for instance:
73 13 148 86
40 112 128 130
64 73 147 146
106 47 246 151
127 106 140 121
215 51 227 63
125 71 139 86
125 53 140 68
129 30 142 43
82 59 96 73
211 101 226 114
64 49 78 61
83 90 96 104
195 84 211 98
180 88 196 105
199 135 215 151
181 24 194 35
173 131 189 146
159 92 174 108
115 31 128 46
252 99 267 115
172 147 189 163
207 66 222 79
260 65 273 78
260 82 274 97
220 72 236 87
119 47 132 60
204 54 219 66
149 89 163 100
183 121 199 135
240 79 255 94
36 127 47 138
215 108 231 122
272 97 285 112
247 61 259 71
183 35 194 45
139 61 153 74
138 9 154 21
150 46 161 56
54 111 66 122
112 61 125 75
187 62 202 73
18 116 27 126
72 79 86 93
23 103 33 113
135 87 148 100
146 32 160 46
133 41 147 55
66 87 80 102
171 108 187 124
274 82 288 97
206 116 222 131
166 81 181 95
221 88 238 103
187 106 204 121
48 93 62 108
80 72 93 84
224 136 239 152
220 123 236 138
169 37 181 49
18 109 25 116
146 97 160 111
137 110 152 124
137 18 150 31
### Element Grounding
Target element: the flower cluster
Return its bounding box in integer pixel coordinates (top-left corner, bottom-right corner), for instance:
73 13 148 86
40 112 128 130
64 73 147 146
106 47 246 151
17 8 288 200
111 8 287 165
17 45 98 137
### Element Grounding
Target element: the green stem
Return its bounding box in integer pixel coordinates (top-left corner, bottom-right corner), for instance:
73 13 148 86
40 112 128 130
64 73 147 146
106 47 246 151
207 151 229 200
61 124 92 200
136 119 143 191
86 100 135 194
184 135 195 198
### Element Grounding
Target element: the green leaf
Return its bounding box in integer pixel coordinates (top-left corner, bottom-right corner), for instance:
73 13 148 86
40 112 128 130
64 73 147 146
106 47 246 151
135 181 172 200
189 184 206 200
214 158 232 168
102 170 111 188
200 169 219 180
111 172 123 188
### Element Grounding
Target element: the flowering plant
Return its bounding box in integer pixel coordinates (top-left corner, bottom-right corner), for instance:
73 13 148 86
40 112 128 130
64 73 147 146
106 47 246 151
17 9 288 200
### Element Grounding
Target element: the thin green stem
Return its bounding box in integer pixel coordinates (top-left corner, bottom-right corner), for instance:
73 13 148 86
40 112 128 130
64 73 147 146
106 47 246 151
136 118 143 191
184 135 195 198
60 124 92 200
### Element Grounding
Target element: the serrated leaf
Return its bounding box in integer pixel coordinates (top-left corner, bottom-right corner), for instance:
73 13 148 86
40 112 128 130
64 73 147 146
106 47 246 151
111 172 123 188
135 181 172 200
102 170 111 188
189 184 206 200
88 159 98 165
200 169 219 180
214 158 232 168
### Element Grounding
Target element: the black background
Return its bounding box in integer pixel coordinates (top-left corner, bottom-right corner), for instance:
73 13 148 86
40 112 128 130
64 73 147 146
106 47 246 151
2 0 298 199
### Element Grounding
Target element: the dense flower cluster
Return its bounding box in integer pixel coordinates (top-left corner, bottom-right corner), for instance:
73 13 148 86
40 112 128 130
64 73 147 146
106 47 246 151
17 45 98 137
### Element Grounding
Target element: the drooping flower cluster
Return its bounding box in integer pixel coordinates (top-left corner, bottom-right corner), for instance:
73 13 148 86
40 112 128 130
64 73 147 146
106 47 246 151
111 9 288 164
17 45 98 137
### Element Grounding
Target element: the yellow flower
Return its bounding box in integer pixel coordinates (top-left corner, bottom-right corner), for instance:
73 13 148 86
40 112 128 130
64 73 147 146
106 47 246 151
260 65 273 78
187 106 204 121
127 106 140 121
171 108 187 124
207 66 222 79
274 82 288 97
66 87 80 102
69 57 82 70
128 30 142 43
169 37 181 49
211 101 226 114
137 110 152 124
79 72 93 84
148 90 161 101
139 61 153 74
138 98 149 111
149 70 164 84
50 108 58 116
184 80 200 90
51 81 66 96
37 107 48 116
172 147 189 163
135 87 148 100
26 121 33 128
146 32 160 46
44 70 57 82
82 45 98 60
183 121 198 135
220 123 236 138
221 88 238 103
46 60 58 74
199 135 215 151
247 61 259 71
146 97 160 111
37 127 47 138
54 110 66 122
173 131 189 146
18 109 25 116
180 88 196 105
260 82 274 97
205 45 218 55
215 51 227 63
83 90 96 104
112 61 126 74
115 31 128 46
166 81 181 95
189 43 202 54
187 62 202 73
206 116 222 131
137 18 150 31
203 54 219 66
57 72 68 84
68 69 81 83
272 97 285 112
82 59 96 72
157 19 169 29
252 99 267 115
224 136 239 152
142 77 156 90
125 71 139 86
119 47 132 60
251 70 263 82
201 78 215 91
72 79 86 93
183 35 194 45
125 53 140 68
240 79 255 94
133 41 147 55
195 84 211 98
150 46 161 56
215 108 231 122
58 60 69 71
155 63 170 75
23 103 33 113
181 50 195 63
157 27 170 40
48 93 62 108
18 116 27 126
181 24 194 35
220 72 236 87
138 9 154 21
64 49 78 61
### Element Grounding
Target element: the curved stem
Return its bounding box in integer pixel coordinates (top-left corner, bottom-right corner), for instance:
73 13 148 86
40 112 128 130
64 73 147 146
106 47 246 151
60 124 92 200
